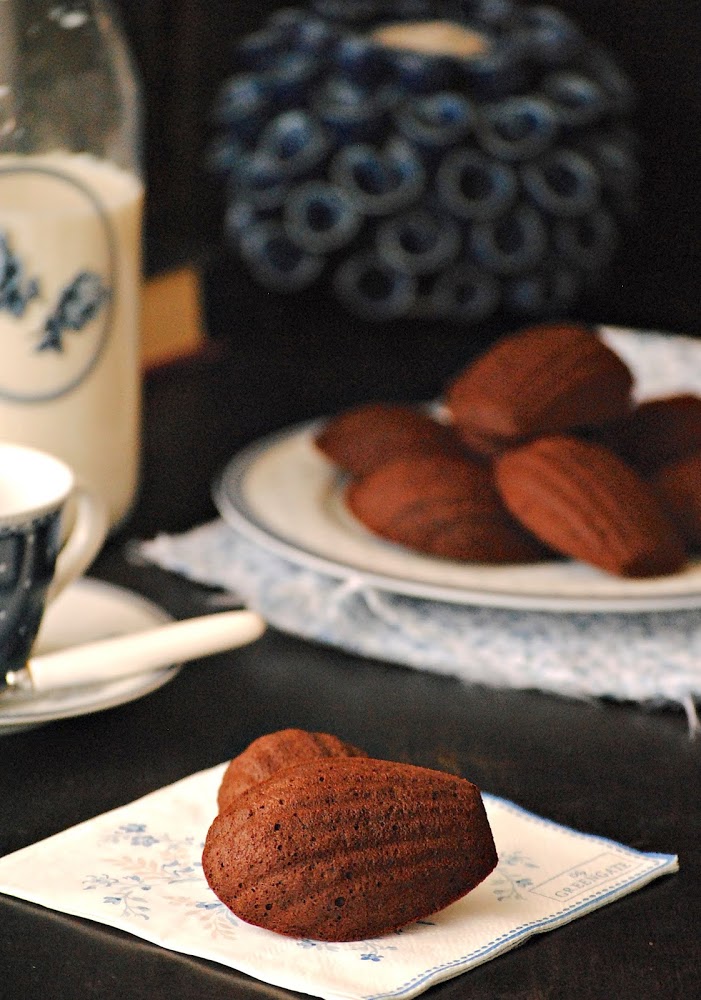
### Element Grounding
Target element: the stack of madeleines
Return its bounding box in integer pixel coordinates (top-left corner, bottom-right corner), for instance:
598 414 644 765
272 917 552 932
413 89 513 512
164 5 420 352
315 322 701 578
203 728 498 941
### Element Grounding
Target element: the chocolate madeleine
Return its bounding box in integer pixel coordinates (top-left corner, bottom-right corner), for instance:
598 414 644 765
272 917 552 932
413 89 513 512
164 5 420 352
652 451 701 549
315 402 465 477
203 757 498 941
347 452 549 562
606 394 701 475
445 322 634 455
495 435 686 577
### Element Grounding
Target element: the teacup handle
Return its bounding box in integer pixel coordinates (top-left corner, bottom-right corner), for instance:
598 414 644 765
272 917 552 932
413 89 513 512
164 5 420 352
46 481 109 602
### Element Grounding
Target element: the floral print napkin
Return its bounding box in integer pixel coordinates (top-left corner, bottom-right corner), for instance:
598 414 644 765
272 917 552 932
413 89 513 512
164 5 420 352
0 763 677 1000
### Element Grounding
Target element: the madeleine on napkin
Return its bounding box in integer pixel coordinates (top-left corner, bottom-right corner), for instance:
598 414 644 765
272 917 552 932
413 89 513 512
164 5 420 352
204 734 497 941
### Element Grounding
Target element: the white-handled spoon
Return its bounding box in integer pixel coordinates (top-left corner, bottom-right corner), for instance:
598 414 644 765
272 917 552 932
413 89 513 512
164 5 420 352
3 609 266 695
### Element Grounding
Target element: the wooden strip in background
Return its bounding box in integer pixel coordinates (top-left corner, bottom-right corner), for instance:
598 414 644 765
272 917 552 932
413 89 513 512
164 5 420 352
141 266 206 369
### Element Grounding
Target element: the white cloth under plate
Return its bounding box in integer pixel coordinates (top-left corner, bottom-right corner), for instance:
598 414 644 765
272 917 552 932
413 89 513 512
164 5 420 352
137 518 701 716
136 327 701 721
0 764 677 1000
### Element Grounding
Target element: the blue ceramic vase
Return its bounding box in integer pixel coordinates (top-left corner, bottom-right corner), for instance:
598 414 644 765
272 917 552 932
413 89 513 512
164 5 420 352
211 1 639 324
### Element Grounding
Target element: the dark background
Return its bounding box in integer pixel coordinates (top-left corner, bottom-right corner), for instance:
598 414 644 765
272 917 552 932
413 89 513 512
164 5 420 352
2 10 700 995
112 0 700 359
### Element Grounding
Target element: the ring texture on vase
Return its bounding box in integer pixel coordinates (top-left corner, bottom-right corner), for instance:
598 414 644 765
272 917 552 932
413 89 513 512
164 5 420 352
209 0 639 322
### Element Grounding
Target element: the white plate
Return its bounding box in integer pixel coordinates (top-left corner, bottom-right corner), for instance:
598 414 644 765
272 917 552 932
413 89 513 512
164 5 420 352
214 328 701 613
0 578 179 732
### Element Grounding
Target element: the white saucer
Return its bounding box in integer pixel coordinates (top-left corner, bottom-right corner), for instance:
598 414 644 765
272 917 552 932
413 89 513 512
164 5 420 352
0 578 179 733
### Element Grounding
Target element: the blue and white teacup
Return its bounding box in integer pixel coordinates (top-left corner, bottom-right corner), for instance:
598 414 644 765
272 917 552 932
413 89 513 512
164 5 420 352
0 443 107 674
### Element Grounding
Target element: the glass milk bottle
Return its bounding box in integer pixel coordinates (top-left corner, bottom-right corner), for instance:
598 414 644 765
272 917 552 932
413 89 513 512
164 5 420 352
0 0 144 529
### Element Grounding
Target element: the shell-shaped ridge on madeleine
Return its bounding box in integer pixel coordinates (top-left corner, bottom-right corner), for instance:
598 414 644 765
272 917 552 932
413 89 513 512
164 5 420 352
204 756 498 942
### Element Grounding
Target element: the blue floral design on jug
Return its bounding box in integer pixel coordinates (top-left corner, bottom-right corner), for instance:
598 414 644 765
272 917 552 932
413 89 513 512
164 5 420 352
0 234 40 317
37 270 111 353
0 229 111 357
0 163 116 403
